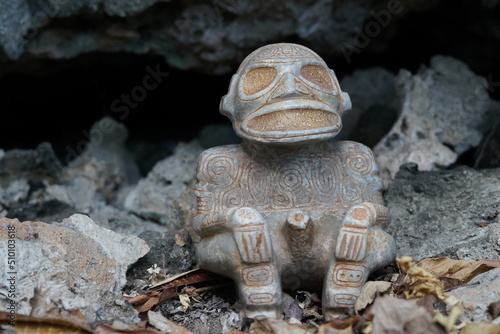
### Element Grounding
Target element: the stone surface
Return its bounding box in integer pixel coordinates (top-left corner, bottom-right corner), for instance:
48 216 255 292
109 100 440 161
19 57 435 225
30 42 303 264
127 230 195 281
475 117 500 169
449 268 500 323
194 43 396 319
339 67 398 145
384 163 500 262
374 56 498 186
0 214 149 325
0 0 376 73
124 140 202 228
54 116 141 212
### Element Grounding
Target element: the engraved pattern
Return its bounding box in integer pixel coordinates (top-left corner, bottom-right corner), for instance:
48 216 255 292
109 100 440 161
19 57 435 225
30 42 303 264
344 151 373 177
332 264 367 287
333 293 357 306
312 156 341 202
248 293 275 304
202 154 238 187
196 143 380 230
254 44 320 62
235 225 271 263
241 265 274 286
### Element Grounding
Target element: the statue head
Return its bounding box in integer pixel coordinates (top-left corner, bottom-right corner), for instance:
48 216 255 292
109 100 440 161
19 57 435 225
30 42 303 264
220 43 351 145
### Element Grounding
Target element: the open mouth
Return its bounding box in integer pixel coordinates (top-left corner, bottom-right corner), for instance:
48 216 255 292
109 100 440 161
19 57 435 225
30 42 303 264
245 108 339 132
241 102 341 143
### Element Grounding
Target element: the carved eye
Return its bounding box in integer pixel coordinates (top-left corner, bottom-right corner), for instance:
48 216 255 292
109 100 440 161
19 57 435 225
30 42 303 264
242 67 278 95
301 65 334 90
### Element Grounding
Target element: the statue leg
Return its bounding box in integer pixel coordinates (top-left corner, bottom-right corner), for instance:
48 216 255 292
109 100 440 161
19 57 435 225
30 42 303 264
229 207 282 319
322 204 372 319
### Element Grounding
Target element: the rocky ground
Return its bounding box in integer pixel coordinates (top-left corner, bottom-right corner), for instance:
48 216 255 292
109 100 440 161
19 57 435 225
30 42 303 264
1 54 500 332
1 0 500 333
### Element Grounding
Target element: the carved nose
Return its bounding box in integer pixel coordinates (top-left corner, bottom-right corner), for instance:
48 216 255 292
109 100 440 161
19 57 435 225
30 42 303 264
269 73 313 101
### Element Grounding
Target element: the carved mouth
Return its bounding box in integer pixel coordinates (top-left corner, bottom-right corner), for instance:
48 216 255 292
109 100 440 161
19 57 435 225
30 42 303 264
246 108 339 132
241 101 341 143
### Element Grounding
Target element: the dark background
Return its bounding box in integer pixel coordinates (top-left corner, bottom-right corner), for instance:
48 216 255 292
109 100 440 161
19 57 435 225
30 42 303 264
0 0 499 169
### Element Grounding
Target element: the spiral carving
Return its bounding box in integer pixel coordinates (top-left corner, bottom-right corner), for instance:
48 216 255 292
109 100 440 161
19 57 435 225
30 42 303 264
222 189 243 207
278 163 305 192
273 192 291 208
312 157 340 201
244 163 271 205
344 152 373 177
202 154 238 187
342 180 365 204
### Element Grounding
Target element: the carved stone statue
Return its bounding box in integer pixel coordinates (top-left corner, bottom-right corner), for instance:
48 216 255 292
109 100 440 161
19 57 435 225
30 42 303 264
193 43 396 319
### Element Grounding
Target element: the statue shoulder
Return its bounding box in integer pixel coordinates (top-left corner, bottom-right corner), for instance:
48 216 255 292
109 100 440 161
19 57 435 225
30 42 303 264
196 144 244 185
328 140 374 156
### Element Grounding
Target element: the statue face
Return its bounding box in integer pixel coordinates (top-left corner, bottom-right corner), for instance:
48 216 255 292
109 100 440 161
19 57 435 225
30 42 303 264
220 43 351 145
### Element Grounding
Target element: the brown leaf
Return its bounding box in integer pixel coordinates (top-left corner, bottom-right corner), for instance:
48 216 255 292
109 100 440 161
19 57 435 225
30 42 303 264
417 257 496 284
479 259 500 267
458 322 500 334
138 295 160 313
370 295 446 334
396 256 446 300
354 281 392 313
94 325 163 334
147 311 193 334
249 316 316 334
0 312 92 334
130 268 231 313
317 316 361 334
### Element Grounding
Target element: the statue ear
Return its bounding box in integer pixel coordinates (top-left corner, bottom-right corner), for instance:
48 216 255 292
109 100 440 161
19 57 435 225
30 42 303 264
220 94 230 116
341 91 352 114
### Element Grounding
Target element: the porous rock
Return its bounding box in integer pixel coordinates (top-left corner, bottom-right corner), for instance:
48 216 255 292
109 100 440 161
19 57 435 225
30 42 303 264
0 0 375 73
127 230 195 281
339 67 398 146
0 214 149 324
449 268 500 323
374 56 498 185
49 116 141 212
124 140 202 228
384 163 500 262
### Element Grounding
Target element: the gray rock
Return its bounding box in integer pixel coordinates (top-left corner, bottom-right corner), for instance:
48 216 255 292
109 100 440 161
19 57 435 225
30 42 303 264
449 268 500 323
384 163 500 262
124 140 202 228
0 0 382 73
127 230 195 281
0 214 149 325
475 117 500 168
0 142 63 179
339 67 398 145
89 205 169 236
374 56 497 185
47 117 140 212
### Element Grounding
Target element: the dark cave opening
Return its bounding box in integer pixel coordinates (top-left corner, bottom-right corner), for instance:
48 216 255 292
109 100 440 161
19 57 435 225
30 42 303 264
0 0 499 171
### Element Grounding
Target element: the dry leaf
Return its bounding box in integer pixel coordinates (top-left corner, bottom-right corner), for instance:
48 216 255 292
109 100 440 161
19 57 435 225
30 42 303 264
317 316 361 334
179 294 191 312
417 257 496 284
370 295 446 334
355 281 392 313
129 268 231 313
433 302 463 333
0 312 92 334
175 233 186 247
94 324 163 334
147 311 193 334
249 316 316 334
458 322 500 334
397 256 446 300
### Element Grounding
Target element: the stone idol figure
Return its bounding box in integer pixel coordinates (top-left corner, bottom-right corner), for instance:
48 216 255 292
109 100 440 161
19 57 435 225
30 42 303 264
193 43 396 319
